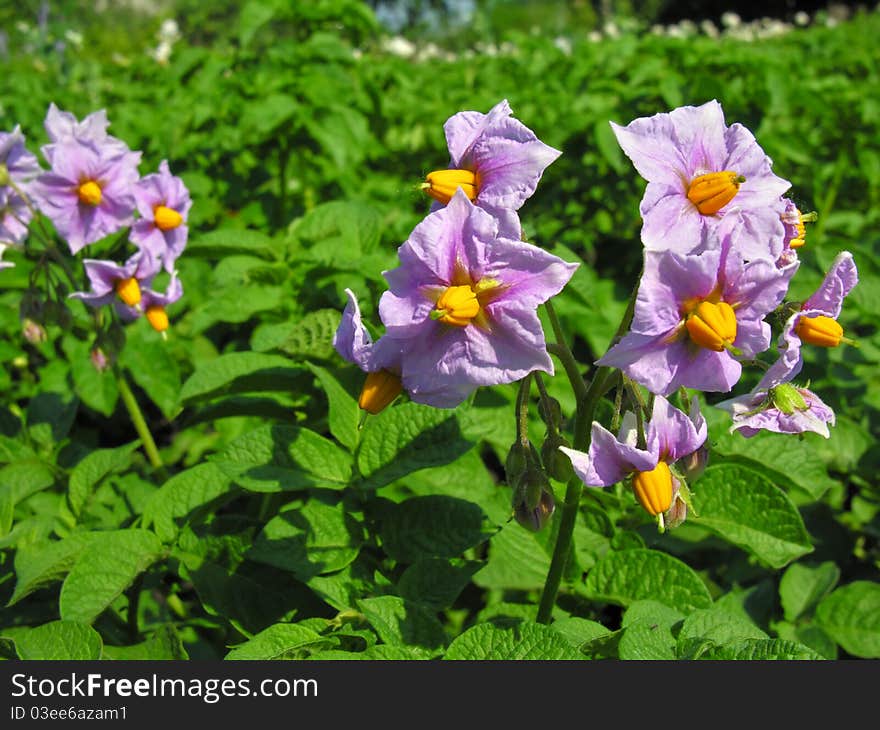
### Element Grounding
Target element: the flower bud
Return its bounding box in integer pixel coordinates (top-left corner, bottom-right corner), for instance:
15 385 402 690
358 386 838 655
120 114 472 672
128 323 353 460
676 443 709 482
538 396 563 430
505 441 531 486
513 485 555 532
90 347 112 372
21 318 47 344
540 432 575 482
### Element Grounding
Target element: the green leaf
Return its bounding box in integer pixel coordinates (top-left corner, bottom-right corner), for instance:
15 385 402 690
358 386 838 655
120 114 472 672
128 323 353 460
226 623 329 660
380 496 490 563
27 390 78 445
779 561 841 622
274 309 342 361
180 351 305 404
618 621 677 660
68 441 140 517
678 608 768 645
444 622 582 660
3 620 102 660
187 227 278 260
64 337 118 416
621 600 686 628
357 596 446 653
60 529 165 624
305 363 360 452
474 522 550 591
584 549 712 613
712 430 838 500
212 424 352 492
0 459 55 506
189 286 284 333
551 617 611 650
357 402 472 489
247 499 363 579
103 625 189 660
142 463 234 543
692 464 813 568
398 559 483 609
814 581 880 658
8 533 94 606
292 201 383 257
698 638 823 660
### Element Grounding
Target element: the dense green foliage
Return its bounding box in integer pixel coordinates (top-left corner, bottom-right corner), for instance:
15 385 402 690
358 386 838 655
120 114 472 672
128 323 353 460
0 1 878 660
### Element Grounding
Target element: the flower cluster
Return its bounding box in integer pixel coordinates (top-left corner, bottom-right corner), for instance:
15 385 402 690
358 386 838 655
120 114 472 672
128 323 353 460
334 100 576 412
597 100 857 431
1 104 190 338
559 100 859 527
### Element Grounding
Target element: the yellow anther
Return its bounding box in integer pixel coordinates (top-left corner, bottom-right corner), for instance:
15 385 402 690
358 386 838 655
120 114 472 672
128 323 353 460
796 314 843 348
145 305 169 333
154 204 183 231
632 461 674 516
358 369 403 415
685 301 737 351
422 169 478 205
686 171 745 215
432 284 480 327
115 277 142 308
77 180 102 206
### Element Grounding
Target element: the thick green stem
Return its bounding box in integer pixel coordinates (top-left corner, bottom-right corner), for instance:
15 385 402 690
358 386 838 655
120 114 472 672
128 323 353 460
543 300 588 404
515 374 532 447
536 278 640 624
116 368 164 469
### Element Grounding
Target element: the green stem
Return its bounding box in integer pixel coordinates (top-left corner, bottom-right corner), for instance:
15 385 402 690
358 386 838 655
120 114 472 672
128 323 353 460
116 368 164 470
536 277 640 624
515 374 532 447
543 300 588 404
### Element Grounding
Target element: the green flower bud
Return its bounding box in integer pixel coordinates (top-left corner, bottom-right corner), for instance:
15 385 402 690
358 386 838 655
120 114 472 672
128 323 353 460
540 432 575 482
504 440 540 487
538 395 563 429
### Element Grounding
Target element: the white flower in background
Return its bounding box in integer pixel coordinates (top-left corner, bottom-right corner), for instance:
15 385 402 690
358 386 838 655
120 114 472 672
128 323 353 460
383 36 416 58
721 12 742 28
159 19 180 43
64 29 84 47
553 36 572 55
700 19 719 38
794 11 810 26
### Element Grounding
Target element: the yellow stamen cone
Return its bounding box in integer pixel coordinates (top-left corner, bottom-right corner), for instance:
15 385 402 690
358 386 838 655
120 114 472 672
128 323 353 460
116 277 142 308
796 314 843 348
432 284 480 327
685 301 737 351
686 171 745 215
422 169 478 205
77 180 102 206
145 305 169 333
632 461 674 516
154 204 183 231
358 370 403 415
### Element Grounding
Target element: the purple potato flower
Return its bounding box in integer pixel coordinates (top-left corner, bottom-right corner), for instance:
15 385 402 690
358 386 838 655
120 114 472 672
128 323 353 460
598 230 797 396
716 345 836 438
423 99 561 238
776 251 858 371
130 160 192 272
42 104 136 167
611 100 790 260
0 186 32 248
125 274 184 334
32 136 141 254
71 249 160 312
560 395 707 487
377 190 577 408
0 126 42 189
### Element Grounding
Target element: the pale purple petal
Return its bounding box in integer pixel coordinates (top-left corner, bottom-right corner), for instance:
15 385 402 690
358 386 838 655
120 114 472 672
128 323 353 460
647 395 707 463
719 388 835 439
334 288 378 372
0 126 41 184
639 186 706 253
0 188 31 243
560 422 658 488
802 251 858 317
480 237 579 309
610 115 689 188
444 100 513 166
631 248 721 336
